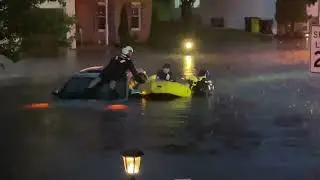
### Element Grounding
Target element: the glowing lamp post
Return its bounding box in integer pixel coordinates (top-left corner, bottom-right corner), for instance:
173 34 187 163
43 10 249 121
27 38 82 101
184 41 194 50
183 40 194 51
121 149 144 180
181 39 195 55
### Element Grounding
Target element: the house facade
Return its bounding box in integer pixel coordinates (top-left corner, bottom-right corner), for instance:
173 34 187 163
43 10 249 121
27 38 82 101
170 0 320 34
172 0 276 30
108 0 152 45
41 0 152 49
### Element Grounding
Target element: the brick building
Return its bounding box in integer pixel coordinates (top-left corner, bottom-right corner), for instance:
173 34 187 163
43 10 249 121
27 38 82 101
41 0 152 49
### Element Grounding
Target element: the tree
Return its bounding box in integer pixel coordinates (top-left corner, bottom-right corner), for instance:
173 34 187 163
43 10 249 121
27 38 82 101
0 0 72 62
153 0 173 21
22 8 74 56
307 0 318 5
149 4 160 38
275 0 311 33
118 5 131 46
148 2 160 46
180 0 195 33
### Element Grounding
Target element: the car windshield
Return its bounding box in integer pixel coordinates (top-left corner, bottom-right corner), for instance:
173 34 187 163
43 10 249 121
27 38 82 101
62 76 94 94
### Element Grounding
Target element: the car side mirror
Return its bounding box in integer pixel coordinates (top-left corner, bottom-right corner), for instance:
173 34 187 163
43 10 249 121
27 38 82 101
52 89 59 96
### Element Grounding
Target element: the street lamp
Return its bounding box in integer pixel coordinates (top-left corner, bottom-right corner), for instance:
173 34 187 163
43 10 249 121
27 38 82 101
121 149 144 180
185 41 193 49
183 40 194 50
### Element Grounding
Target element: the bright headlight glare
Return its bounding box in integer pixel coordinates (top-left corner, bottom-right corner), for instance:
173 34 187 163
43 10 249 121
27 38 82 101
184 41 193 49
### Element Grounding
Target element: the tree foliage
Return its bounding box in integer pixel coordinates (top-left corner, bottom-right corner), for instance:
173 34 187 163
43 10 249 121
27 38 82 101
118 5 131 46
0 0 72 62
307 0 318 5
276 0 318 25
180 0 195 33
275 0 309 24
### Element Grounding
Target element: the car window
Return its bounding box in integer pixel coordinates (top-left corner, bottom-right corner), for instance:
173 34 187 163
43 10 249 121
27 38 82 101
62 76 94 94
59 76 128 100
301 26 307 31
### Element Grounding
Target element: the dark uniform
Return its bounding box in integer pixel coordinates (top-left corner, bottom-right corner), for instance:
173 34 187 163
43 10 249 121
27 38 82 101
85 54 139 98
99 54 138 83
192 69 214 96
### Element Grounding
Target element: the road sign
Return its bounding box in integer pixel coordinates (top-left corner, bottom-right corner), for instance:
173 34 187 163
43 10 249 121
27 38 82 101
310 25 320 73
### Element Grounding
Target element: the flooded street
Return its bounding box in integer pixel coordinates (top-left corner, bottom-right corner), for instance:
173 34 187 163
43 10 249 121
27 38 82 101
1 47 320 180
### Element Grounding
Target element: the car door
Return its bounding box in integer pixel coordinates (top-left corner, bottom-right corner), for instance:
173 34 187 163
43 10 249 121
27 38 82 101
98 77 129 101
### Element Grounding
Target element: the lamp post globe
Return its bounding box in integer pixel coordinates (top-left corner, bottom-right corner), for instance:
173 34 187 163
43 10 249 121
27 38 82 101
121 149 144 180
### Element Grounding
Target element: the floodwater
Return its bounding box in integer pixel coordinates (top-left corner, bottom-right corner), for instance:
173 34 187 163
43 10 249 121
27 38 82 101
1 49 320 180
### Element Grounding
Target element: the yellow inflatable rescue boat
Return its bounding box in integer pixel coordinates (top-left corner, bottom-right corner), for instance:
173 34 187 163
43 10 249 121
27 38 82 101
141 75 192 97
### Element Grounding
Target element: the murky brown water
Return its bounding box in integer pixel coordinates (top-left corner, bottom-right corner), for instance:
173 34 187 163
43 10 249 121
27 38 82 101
1 52 320 180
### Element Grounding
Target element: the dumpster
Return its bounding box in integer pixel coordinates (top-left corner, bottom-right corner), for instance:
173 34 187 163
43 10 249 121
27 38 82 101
260 19 273 34
244 17 261 33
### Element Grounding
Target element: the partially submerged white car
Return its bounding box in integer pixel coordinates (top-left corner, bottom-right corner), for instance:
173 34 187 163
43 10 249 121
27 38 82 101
52 66 145 101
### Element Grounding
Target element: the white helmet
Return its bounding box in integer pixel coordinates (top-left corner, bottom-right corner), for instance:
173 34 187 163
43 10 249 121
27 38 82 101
121 46 134 56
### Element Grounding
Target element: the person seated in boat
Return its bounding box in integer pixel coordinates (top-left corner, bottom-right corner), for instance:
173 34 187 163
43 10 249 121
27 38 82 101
192 69 214 94
156 63 174 81
186 69 209 86
197 69 210 81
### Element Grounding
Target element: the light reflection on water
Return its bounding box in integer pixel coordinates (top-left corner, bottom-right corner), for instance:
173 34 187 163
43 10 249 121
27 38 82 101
120 97 216 149
182 55 195 78
140 98 192 120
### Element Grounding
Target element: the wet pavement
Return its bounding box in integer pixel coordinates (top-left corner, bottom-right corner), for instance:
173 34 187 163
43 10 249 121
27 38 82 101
1 45 320 180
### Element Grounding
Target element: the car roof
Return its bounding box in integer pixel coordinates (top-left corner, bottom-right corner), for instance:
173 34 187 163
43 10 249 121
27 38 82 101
79 66 103 73
72 73 99 78
71 66 103 78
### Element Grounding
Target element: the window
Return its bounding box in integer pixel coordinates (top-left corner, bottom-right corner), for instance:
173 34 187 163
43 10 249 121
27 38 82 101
97 17 106 30
311 17 319 25
59 76 95 98
63 77 94 93
174 0 200 8
131 2 141 31
97 4 106 16
97 2 106 31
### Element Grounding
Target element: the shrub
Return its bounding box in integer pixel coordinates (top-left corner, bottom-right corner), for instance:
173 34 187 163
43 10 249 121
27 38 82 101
21 8 74 57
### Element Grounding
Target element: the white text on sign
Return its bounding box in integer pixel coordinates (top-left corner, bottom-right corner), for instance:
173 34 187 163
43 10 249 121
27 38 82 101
312 31 320 48
310 26 320 73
